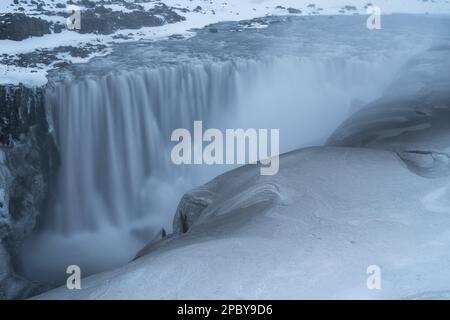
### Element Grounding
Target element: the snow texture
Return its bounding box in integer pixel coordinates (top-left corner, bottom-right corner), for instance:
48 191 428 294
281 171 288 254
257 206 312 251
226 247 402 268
35 146 450 299
1 0 450 86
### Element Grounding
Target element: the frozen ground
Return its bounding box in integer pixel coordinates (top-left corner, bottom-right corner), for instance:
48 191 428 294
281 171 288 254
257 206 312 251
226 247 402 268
1 0 449 300
35 146 450 299
328 45 450 178
1 0 450 85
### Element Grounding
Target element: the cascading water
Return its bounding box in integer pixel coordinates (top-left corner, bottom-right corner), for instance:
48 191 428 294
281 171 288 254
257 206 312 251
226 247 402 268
17 54 403 285
44 62 240 233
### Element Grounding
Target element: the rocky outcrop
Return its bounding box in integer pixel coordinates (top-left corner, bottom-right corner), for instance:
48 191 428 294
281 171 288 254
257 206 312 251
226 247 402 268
35 146 450 300
0 13 52 41
78 4 185 35
0 84 57 299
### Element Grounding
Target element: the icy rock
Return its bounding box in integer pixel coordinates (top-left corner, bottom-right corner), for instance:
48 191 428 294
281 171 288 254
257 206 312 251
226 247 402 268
0 148 11 241
0 85 56 299
134 228 167 260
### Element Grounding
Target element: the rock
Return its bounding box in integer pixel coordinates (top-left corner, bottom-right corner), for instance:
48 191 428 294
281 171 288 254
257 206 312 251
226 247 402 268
287 8 302 14
52 22 64 34
0 13 51 41
0 242 48 299
134 228 167 260
0 85 58 299
327 46 450 177
78 5 185 35
79 0 96 8
35 147 450 299
0 148 38 299
0 149 12 241
344 5 358 11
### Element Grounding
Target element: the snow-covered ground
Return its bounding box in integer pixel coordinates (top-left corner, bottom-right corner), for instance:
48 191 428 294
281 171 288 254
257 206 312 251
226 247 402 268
35 146 450 299
1 0 450 86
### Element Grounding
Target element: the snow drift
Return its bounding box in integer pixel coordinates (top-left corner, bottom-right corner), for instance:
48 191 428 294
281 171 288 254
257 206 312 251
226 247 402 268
36 146 450 299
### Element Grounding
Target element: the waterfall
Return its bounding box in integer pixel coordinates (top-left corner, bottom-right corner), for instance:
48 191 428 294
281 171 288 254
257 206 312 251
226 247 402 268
18 54 404 284
44 61 240 233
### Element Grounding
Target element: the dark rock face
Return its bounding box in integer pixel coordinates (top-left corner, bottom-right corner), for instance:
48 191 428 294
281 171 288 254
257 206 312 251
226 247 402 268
173 183 220 235
0 85 58 299
0 13 52 41
79 4 185 35
1 44 108 69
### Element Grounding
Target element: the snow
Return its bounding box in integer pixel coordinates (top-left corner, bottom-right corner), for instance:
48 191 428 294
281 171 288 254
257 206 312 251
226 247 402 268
1 0 450 86
34 146 450 299
0 65 48 86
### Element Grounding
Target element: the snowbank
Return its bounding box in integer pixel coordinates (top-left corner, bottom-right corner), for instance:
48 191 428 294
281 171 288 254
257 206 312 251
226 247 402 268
35 146 450 299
